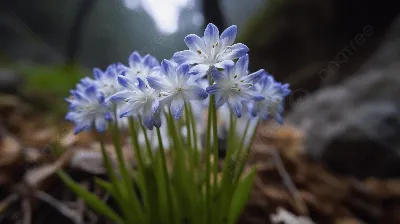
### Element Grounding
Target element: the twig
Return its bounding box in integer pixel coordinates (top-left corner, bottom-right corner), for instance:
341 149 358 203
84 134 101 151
34 190 82 224
0 193 19 213
271 148 308 215
21 199 31 224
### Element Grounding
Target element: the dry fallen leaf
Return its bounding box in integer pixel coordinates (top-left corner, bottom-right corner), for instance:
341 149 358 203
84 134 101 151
0 134 21 167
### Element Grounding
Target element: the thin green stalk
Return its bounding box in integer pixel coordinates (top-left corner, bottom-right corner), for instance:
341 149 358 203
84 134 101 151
215 112 237 222
127 118 145 170
156 127 175 224
236 119 252 159
138 116 154 162
233 120 260 185
127 117 150 220
188 104 199 165
211 94 219 194
205 72 213 223
97 134 122 199
184 104 194 174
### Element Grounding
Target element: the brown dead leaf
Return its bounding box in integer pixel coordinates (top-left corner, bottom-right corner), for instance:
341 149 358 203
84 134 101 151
0 134 22 167
24 149 74 189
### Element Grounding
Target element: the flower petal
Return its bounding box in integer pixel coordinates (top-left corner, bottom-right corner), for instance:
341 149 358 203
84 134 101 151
74 122 91 135
206 84 224 94
214 60 234 69
177 63 190 76
228 98 243 118
128 51 141 68
203 23 219 48
242 69 265 84
219 43 249 61
210 68 227 82
173 50 202 64
142 101 155 130
189 64 210 77
136 78 146 91
110 90 132 102
215 93 228 107
235 54 249 77
93 68 103 80
161 59 176 76
220 25 237 48
142 54 155 68
118 75 136 90
237 90 265 101
182 85 208 100
170 96 184 119
184 34 206 52
147 76 169 90
95 118 106 132
152 98 160 113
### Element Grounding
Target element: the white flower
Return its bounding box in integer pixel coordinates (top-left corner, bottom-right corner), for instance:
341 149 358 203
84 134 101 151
206 54 265 118
173 23 249 78
66 85 112 134
111 76 161 130
146 59 208 119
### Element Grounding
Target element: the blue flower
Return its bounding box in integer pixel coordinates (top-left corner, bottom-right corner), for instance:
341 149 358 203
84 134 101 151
66 82 113 134
206 55 265 118
173 23 249 78
247 75 291 124
110 76 161 130
92 64 124 99
119 51 160 81
147 59 208 119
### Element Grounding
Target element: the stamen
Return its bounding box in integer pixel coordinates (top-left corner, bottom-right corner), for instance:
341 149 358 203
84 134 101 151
197 50 202 55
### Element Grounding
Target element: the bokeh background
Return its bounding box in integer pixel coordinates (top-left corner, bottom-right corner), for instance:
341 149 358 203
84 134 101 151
1 0 400 223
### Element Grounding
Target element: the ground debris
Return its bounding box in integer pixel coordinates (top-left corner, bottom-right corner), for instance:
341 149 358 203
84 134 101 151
239 123 400 224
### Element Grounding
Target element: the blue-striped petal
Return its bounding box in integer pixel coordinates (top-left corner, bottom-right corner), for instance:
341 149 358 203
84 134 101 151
173 50 202 64
242 69 265 84
170 96 184 120
128 51 141 68
117 76 136 90
147 76 168 90
220 25 237 48
206 84 224 94
220 43 249 60
161 59 175 76
182 85 208 100
203 23 219 48
235 54 249 77
210 68 227 82
184 34 206 52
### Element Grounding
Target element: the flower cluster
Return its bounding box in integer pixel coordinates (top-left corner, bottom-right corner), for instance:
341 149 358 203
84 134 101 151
62 23 292 224
66 23 290 134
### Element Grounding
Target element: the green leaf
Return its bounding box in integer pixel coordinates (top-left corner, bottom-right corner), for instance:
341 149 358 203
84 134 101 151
143 165 161 223
57 170 124 224
95 178 118 199
227 168 256 224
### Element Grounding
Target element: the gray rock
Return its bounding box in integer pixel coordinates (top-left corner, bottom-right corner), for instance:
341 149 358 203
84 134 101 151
287 17 400 178
0 69 22 94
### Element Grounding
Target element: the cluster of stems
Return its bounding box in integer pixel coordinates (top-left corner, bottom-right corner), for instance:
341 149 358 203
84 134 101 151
59 71 259 224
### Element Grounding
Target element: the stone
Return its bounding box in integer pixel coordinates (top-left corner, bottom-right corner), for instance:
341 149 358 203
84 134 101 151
287 16 400 178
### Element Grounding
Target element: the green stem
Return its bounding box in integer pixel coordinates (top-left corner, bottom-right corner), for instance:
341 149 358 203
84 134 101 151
138 116 154 162
205 71 213 223
188 104 199 169
233 120 260 185
184 103 194 174
156 127 174 224
211 94 219 194
236 119 252 159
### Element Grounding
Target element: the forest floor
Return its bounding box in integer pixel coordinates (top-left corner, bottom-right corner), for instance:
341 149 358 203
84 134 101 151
1 94 400 224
